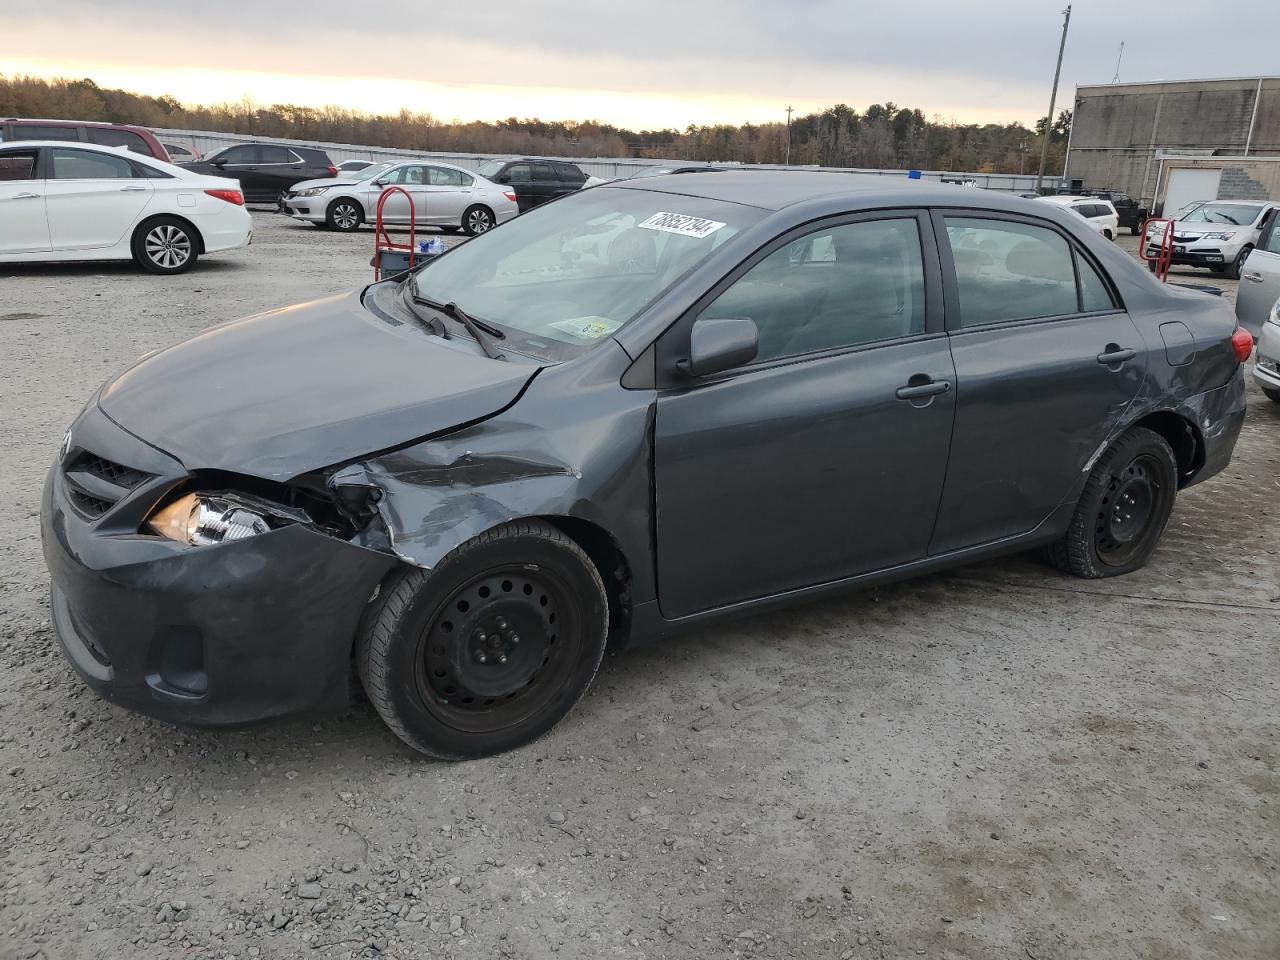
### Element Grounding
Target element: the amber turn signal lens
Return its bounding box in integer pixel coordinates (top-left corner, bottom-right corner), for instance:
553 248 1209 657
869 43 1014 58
147 493 200 544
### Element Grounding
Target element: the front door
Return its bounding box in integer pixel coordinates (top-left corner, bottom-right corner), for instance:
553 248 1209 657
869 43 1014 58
376 164 430 223
209 144 260 196
1238 218 1280 337
928 213 1146 554
0 147 50 254
654 212 956 618
44 146 154 250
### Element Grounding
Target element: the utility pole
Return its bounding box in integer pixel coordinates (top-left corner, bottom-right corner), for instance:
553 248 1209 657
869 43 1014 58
785 105 794 165
1036 5 1071 195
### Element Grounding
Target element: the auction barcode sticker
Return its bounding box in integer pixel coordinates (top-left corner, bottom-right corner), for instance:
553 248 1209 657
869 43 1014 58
637 212 726 239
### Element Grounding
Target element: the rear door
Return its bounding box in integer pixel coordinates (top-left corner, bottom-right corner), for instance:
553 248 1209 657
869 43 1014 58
530 162 558 207
654 211 956 617
554 161 585 198
44 146 154 250
1238 218 1280 337
0 146 50 254
928 212 1145 555
504 162 534 211
422 165 471 223
256 145 303 198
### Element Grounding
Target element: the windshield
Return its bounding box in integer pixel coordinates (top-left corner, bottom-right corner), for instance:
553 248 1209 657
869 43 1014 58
477 160 506 178
410 187 763 359
349 163 392 182
1182 202 1261 226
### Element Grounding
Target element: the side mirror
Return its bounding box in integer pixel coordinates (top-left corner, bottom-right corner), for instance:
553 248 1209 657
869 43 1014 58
373 178 389 187
495 174 511 184
685 317 759 377
211 159 227 168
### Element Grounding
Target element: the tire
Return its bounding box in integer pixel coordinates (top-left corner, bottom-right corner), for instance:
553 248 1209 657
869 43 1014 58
326 198 363 232
1103 228 1114 241
1263 386 1280 404
1130 224 1141 236
462 205 495 236
1229 245 1253 281
1044 427 1178 579
357 520 609 759
132 217 199 274
1147 260 1158 273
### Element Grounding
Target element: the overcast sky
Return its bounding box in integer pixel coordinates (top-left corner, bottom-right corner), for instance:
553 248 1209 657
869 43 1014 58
8 0 1280 129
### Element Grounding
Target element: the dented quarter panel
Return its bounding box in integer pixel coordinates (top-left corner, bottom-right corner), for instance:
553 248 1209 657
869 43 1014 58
336 339 658 605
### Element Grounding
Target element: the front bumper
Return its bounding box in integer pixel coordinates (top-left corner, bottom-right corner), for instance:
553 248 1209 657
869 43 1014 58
1145 241 1236 268
41 404 395 727
281 196 326 222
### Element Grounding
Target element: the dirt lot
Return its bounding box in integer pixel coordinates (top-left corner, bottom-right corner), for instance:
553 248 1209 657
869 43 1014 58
1 212 1276 960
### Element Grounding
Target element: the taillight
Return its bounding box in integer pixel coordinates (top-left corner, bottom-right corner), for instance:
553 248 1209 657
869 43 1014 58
503 190 517 203
327 165 338 177
204 188 244 206
1231 327 1254 362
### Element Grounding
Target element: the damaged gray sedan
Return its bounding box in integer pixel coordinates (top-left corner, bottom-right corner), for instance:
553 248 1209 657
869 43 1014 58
43 173 1251 758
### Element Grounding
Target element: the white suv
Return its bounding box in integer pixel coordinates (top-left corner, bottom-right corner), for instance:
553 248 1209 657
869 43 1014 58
1038 195 1120 241
1145 200 1279 280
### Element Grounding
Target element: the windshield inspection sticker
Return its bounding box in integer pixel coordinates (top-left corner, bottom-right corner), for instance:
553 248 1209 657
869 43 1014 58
637 212 727 239
549 316 622 340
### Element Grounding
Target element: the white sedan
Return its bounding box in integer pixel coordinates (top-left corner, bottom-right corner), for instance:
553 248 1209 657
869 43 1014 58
0 141 252 274
281 159 520 235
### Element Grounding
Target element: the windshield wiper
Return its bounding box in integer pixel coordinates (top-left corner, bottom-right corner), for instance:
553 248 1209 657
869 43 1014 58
410 293 506 360
401 287 451 340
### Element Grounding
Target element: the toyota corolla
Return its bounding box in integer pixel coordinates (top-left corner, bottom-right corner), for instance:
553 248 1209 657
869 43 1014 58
43 173 1251 759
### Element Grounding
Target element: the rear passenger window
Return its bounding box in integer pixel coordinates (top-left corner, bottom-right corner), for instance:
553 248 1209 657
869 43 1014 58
218 146 257 164
0 150 39 180
85 127 149 154
50 147 135 180
428 166 465 186
1077 254 1116 312
945 218 1079 326
702 218 927 363
260 146 291 163
532 163 556 181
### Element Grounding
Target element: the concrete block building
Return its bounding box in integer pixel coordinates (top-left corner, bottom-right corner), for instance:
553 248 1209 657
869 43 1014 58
1064 76 1280 214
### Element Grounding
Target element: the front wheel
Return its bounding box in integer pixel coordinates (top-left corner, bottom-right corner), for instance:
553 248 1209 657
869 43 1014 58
357 520 609 759
1229 245 1253 281
132 217 199 274
1263 386 1280 404
462 205 495 236
1044 427 1178 578
326 198 364 232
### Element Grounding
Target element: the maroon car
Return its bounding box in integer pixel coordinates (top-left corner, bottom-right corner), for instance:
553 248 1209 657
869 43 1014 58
1 118 170 162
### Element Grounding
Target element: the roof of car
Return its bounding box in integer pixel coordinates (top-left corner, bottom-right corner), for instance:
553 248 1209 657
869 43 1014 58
1039 195 1100 205
0 139 155 156
607 170 1047 212
2 117 151 130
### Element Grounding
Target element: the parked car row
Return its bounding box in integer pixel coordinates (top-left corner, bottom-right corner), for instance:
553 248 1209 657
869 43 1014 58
1039 194 1121 240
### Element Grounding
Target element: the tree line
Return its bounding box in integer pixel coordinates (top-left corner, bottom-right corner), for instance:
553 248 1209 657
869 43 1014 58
0 74 1071 175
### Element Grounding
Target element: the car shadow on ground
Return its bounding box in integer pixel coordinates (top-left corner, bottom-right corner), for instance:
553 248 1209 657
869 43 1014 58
0 258 247 279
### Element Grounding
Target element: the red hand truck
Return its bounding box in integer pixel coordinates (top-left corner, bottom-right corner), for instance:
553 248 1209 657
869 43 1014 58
1138 217 1174 283
371 186 416 282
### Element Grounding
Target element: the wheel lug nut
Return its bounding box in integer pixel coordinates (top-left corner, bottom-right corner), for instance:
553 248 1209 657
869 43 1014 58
510 634 520 645
475 651 487 664
497 618 509 630
498 655 507 665
475 630 487 642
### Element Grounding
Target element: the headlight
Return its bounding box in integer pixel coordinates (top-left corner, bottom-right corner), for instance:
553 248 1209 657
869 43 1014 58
295 186 332 197
1201 231 1236 241
147 493 271 545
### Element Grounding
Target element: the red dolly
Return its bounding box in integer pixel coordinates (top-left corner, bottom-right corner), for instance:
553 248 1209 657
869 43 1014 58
371 186 417 281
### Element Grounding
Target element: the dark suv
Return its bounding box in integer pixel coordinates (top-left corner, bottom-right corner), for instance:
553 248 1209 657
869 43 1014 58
475 157 587 212
1 118 170 161
181 143 337 203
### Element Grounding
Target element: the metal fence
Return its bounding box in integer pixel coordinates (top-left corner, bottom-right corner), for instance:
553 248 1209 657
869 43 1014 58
152 127 1043 193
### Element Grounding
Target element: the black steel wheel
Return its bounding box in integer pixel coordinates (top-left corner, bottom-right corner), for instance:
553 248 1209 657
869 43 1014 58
358 520 608 759
1044 427 1178 578
326 198 363 232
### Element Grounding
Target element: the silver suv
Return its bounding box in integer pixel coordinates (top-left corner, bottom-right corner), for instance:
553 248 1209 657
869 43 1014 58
282 160 520 235
1145 200 1279 280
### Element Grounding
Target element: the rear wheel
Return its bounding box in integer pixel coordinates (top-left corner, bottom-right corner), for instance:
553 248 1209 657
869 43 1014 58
462 205 495 236
326 198 363 232
1130 223 1141 236
1044 427 1178 578
357 520 608 759
1103 228 1115 241
132 217 199 274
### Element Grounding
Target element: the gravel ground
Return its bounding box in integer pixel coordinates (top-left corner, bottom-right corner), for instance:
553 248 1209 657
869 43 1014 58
1 212 1276 960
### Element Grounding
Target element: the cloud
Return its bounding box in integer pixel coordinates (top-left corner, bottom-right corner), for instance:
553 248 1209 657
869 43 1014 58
7 0 1280 127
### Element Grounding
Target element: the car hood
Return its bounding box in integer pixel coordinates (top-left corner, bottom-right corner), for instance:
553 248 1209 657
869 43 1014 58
1173 220 1254 235
97 291 540 481
289 176 364 192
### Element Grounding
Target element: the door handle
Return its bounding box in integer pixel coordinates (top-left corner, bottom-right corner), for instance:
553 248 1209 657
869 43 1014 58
9 191 40 199
1243 271 1265 283
895 379 951 401
1097 346 1137 365
120 185 148 192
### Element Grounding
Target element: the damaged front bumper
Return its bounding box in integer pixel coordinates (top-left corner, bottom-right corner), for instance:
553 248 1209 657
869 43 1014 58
41 406 395 727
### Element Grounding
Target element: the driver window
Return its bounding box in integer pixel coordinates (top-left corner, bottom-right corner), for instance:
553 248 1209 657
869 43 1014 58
701 218 927 363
